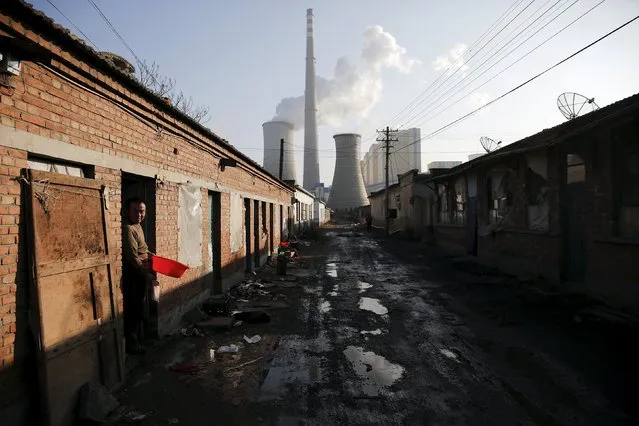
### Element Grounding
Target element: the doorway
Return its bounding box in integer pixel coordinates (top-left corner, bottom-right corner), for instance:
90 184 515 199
253 200 260 267
269 203 275 255
208 191 222 293
279 205 284 241
121 173 157 338
562 151 587 285
244 198 251 272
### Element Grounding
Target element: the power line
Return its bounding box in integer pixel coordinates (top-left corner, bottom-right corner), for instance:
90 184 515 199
408 0 607 130
399 0 575 129
402 0 585 129
389 0 539 129
392 14 639 154
359 0 532 148
45 0 99 49
386 0 528 128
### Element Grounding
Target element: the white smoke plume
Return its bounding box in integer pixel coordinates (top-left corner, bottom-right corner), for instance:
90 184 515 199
273 25 419 129
432 43 468 72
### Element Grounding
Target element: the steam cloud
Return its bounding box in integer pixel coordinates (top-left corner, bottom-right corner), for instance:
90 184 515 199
273 25 419 129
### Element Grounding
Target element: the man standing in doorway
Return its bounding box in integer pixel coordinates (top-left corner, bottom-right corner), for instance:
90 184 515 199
122 197 157 354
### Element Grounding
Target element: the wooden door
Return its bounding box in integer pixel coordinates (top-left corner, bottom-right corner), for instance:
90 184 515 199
25 170 124 426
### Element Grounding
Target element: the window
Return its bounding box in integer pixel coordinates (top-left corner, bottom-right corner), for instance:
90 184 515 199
566 154 585 184
526 153 549 231
452 177 466 225
612 123 639 238
487 168 513 225
27 156 94 178
437 184 450 224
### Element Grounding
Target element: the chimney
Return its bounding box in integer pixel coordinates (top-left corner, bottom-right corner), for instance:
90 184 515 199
303 8 320 191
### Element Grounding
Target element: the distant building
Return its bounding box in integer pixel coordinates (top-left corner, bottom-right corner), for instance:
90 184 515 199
361 128 422 189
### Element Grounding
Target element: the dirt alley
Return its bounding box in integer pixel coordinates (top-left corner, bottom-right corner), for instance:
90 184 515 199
115 224 639 425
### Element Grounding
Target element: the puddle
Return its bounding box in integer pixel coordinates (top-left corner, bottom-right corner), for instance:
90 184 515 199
440 349 460 362
358 281 373 293
343 346 404 395
326 263 338 278
319 300 332 313
360 329 383 335
359 297 388 315
260 356 324 400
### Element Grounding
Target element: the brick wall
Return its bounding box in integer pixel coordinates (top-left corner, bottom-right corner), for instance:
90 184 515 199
474 150 562 281
0 8 294 421
579 125 639 309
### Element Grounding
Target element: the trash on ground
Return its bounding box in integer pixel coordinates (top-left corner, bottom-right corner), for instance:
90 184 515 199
180 327 205 337
217 344 239 353
225 356 265 372
243 334 262 344
201 294 231 317
233 320 243 327
210 349 216 361
196 317 234 329
232 309 271 324
77 382 119 423
120 409 150 423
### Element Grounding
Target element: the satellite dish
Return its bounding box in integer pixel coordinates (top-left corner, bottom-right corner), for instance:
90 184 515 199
480 136 502 153
557 92 599 120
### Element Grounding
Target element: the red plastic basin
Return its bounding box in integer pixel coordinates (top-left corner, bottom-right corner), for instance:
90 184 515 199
150 255 189 278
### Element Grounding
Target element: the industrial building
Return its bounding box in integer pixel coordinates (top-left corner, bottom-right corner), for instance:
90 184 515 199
262 120 297 183
327 133 369 211
362 128 422 193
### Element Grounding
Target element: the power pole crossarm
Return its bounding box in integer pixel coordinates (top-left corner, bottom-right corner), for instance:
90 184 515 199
377 126 399 236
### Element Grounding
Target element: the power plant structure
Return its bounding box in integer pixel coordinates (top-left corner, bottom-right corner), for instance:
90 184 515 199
303 8 320 191
262 121 297 183
327 133 369 211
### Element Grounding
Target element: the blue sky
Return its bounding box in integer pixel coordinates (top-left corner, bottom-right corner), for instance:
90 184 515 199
33 0 639 185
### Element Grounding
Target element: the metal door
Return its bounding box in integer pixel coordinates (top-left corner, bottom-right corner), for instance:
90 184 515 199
25 170 124 426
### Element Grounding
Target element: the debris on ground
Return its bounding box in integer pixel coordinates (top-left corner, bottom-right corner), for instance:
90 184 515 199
196 317 234 329
217 344 239 353
202 294 232 316
120 409 149 423
243 335 262 344
225 356 265 372
77 382 119 423
180 326 205 337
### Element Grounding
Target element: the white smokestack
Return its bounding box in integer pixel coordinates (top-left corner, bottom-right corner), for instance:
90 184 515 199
262 121 297 182
327 133 369 210
303 8 320 191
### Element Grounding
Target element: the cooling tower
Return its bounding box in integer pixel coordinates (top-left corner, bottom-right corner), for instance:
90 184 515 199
303 8 320 191
327 134 369 211
262 121 296 182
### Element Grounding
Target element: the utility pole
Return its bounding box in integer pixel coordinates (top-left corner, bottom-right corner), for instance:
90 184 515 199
377 126 398 236
279 138 285 180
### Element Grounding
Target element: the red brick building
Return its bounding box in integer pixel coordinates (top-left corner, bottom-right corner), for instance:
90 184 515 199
430 93 639 313
0 2 293 424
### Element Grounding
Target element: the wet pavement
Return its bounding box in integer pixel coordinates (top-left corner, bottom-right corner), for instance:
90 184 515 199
117 225 638 425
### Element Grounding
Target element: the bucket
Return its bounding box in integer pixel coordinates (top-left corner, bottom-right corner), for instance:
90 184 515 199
276 258 287 275
150 255 189 278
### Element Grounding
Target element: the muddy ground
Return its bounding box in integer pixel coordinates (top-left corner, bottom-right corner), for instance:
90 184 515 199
113 224 638 425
